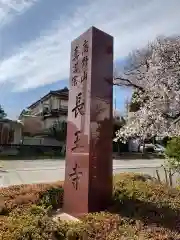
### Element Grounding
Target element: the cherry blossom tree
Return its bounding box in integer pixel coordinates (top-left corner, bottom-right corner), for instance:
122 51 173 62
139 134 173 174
114 36 180 142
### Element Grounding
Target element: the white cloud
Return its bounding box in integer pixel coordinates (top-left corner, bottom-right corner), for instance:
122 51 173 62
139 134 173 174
1 0 180 91
0 0 38 27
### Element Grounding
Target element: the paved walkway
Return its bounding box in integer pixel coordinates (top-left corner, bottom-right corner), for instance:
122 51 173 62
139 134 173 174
0 158 172 187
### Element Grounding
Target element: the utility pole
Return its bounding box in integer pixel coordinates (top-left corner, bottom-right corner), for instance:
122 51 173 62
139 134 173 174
114 86 117 110
124 97 129 120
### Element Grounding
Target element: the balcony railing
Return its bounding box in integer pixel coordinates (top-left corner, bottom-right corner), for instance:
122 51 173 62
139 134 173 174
58 105 68 110
28 106 68 118
42 106 68 118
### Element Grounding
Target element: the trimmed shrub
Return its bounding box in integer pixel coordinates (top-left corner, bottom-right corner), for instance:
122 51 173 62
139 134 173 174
0 181 63 214
0 206 57 240
1 173 180 239
113 172 180 230
40 187 64 208
166 137 180 160
165 137 180 173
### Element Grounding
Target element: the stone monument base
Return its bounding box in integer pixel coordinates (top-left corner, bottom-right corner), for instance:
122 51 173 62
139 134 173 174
53 210 87 239
53 209 80 222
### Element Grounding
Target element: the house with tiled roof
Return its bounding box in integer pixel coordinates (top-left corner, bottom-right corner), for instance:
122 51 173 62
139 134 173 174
19 87 124 141
19 87 68 134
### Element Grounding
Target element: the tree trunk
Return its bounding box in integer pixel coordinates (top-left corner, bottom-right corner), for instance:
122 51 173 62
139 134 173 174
142 139 145 154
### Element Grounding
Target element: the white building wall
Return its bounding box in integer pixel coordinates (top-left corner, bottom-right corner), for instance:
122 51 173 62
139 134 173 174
29 95 68 115
61 99 68 107
52 97 59 109
51 97 68 109
13 124 22 144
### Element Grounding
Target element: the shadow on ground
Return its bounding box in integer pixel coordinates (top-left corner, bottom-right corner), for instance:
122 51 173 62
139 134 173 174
114 152 165 160
109 196 180 232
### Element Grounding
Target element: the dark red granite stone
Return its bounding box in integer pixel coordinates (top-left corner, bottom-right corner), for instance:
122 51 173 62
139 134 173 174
63 26 113 216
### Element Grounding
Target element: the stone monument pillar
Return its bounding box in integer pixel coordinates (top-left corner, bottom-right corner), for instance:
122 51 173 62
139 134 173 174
63 26 113 216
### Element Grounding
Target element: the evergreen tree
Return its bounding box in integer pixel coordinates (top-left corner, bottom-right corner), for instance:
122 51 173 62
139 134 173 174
48 120 67 142
0 105 7 119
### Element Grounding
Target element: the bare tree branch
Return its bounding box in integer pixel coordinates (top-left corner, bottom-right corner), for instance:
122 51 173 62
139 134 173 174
113 77 145 92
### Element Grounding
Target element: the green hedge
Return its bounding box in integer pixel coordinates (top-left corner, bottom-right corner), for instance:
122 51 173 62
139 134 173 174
1 173 180 239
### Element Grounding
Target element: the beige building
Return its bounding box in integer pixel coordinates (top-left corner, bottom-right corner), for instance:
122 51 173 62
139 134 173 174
20 115 44 136
0 119 22 145
19 87 68 135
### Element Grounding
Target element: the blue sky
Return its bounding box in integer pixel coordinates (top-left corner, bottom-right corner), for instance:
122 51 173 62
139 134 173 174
0 0 180 119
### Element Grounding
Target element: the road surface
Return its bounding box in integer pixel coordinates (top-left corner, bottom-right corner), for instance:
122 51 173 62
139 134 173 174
0 158 173 187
